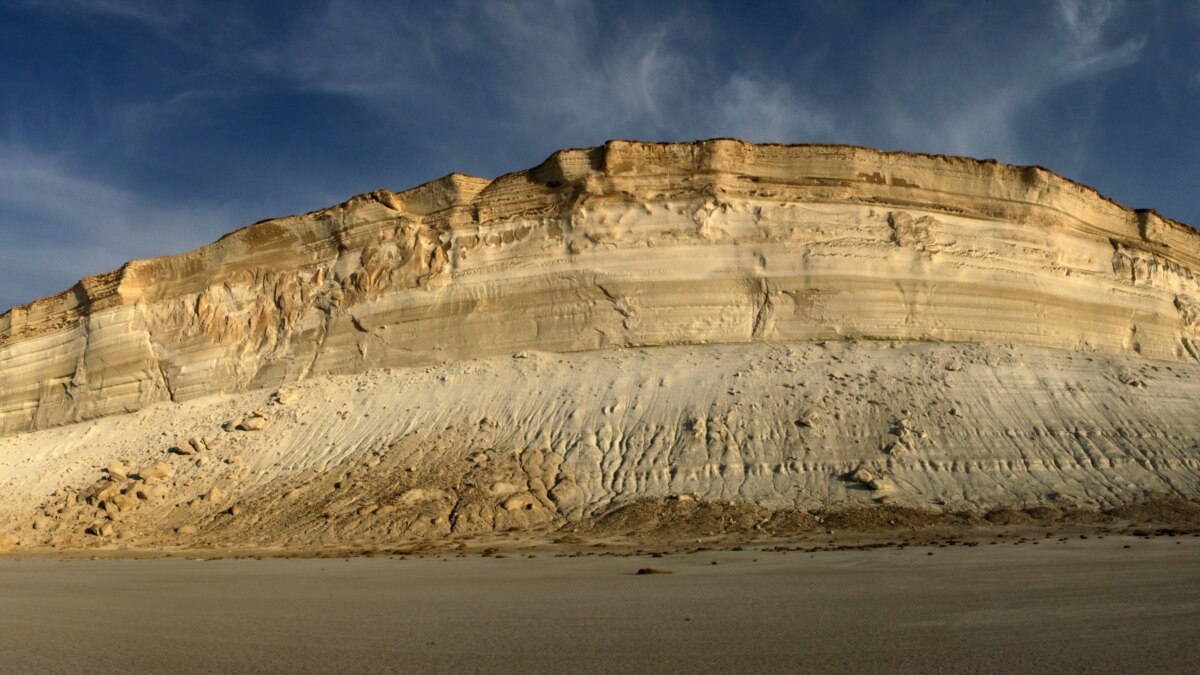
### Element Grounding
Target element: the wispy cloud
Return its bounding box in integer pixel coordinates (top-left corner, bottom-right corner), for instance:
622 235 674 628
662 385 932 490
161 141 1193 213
240 0 835 149
15 0 191 29
243 2 435 98
859 0 1144 165
706 75 835 143
0 141 232 311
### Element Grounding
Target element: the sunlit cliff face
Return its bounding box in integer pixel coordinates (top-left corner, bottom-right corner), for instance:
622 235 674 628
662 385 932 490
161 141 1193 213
1 139 1198 436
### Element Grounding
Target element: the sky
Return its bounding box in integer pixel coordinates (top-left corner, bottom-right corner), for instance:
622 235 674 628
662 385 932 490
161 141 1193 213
0 0 1198 312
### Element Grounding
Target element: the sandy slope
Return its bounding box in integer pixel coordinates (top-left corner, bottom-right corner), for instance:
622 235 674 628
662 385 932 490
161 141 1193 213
2 340 1197 551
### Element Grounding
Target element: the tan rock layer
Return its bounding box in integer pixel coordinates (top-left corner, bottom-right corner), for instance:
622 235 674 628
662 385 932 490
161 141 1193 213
1 140 1198 436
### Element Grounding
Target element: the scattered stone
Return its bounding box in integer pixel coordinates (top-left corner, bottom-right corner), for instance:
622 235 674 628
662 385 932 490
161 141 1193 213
222 418 243 432
176 525 198 535
225 456 244 465
94 481 124 503
636 568 672 575
867 478 894 494
105 463 129 480
129 481 151 500
272 388 298 405
795 409 823 428
237 415 269 432
204 486 224 503
107 493 139 513
137 461 175 482
849 467 875 484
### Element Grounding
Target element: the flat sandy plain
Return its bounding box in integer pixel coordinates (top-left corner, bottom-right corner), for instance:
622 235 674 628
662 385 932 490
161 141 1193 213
2 536 1199 674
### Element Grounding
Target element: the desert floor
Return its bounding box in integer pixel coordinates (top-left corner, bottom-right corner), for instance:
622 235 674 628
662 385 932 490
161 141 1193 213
1 536 1198 674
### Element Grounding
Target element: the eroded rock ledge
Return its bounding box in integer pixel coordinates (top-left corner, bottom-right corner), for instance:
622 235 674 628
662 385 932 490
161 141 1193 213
2 139 1198 435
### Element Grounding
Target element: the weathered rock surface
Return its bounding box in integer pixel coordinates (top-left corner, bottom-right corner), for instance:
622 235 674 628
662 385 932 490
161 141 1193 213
2 140 1198 437
0 139 1198 551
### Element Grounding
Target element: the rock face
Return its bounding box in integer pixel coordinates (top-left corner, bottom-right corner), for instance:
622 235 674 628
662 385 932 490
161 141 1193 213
1 139 1200 552
1 140 1198 436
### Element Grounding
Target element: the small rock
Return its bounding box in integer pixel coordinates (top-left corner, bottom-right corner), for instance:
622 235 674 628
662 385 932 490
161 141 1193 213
225 456 244 465
502 493 539 512
237 415 269 432
867 478 892 492
129 481 151 500
204 486 224 503
227 505 243 517
222 418 243 432
176 525 198 535
137 461 175 482
272 388 298 405
105 463 129 480
636 568 672 575
108 494 139 513
95 482 124 503
489 482 520 497
357 505 379 516
849 467 875 484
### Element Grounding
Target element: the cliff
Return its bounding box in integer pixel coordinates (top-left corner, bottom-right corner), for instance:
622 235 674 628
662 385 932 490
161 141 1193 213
2 139 1198 438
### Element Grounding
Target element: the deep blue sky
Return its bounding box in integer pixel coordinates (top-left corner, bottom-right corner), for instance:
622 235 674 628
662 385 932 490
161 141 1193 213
1 0 1197 312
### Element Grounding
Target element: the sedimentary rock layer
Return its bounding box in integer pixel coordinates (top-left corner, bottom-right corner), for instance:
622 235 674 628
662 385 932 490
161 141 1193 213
2 140 1198 436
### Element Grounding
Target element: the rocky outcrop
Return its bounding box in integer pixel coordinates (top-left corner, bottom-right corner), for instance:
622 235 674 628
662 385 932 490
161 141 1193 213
2 140 1199 436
